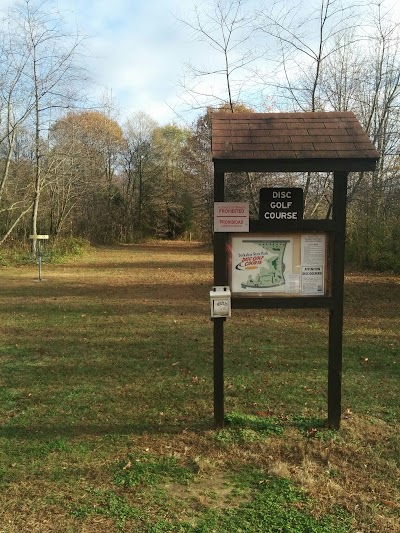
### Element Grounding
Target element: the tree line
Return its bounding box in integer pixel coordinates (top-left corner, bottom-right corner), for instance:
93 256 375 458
0 0 399 271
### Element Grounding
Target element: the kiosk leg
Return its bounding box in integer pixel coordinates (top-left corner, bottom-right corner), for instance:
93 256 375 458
328 309 343 429
213 170 226 428
213 318 225 428
328 171 348 430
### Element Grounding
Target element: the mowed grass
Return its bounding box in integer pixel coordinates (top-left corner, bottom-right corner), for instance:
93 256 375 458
0 242 399 532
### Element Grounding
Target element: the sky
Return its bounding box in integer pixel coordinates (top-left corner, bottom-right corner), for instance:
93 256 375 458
57 0 202 125
0 0 399 127
0 0 207 125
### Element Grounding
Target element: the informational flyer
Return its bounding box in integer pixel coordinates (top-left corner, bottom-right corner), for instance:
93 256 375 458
231 235 295 294
301 266 324 295
301 235 326 295
301 234 325 266
285 274 301 294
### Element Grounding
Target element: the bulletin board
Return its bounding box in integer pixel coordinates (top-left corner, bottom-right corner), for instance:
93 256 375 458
229 233 331 297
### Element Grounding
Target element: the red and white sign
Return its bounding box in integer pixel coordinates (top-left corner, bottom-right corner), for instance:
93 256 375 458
214 202 249 232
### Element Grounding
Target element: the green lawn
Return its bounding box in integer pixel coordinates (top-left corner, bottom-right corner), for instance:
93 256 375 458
0 243 399 532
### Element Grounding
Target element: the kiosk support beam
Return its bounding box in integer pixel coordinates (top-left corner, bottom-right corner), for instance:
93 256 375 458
328 171 348 429
214 318 225 427
213 171 226 428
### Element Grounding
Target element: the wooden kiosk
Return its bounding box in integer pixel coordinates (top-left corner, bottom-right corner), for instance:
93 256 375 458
211 111 379 429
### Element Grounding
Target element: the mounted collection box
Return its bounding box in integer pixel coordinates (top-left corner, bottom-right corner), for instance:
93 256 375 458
210 286 231 318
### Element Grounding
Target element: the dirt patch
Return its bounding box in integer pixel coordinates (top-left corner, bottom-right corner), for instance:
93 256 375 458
165 470 251 526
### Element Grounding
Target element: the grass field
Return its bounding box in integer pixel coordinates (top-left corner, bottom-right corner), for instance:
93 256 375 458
0 242 399 532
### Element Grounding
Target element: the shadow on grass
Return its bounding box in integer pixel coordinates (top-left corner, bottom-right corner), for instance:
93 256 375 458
0 280 211 303
0 413 330 442
57 260 211 271
0 419 214 440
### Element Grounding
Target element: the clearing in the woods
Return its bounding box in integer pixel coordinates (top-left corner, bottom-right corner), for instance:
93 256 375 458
0 242 399 532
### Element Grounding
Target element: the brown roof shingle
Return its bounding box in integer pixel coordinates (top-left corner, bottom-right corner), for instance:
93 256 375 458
211 112 379 172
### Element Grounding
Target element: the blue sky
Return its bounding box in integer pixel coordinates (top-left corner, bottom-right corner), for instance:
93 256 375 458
1 0 399 127
57 0 200 124
51 0 263 125
0 0 204 125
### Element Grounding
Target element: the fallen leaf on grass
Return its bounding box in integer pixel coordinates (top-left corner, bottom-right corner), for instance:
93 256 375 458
381 500 397 508
256 411 273 417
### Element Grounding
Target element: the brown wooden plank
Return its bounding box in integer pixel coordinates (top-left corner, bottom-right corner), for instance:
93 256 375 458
273 142 314 151
353 141 378 149
249 122 289 130
255 149 297 158
290 135 332 143
329 135 354 142
320 123 349 128
232 143 274 151
250 135 290 143
257 129 294 137
295 149 340 158
230 151 254 158
345 124 366 134
212 143 233 151
337 149 378 158
280 128 311 137
315 142 356 151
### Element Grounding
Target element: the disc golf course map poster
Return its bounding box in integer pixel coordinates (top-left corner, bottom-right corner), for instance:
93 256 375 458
230 234 326 296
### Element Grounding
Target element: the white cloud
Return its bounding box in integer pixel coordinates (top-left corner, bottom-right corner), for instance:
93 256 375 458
54 0 199 124
2 0 399 126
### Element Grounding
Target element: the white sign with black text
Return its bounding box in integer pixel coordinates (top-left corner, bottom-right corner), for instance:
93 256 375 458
301 234 326 295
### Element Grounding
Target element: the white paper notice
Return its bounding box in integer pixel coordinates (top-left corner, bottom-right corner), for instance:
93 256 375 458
301 266 324 295
285 274 300 293
300 234 325 295
301 234 326 265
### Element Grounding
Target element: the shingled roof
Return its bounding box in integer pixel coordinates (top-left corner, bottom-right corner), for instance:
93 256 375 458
211 111 379 173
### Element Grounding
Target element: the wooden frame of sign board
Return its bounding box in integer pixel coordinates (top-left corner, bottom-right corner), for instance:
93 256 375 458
211 111 380 431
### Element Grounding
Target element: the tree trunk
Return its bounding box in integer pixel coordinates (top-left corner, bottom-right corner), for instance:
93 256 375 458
31 44 41 254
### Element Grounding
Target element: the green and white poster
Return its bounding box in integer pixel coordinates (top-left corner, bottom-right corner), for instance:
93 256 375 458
230 233 327 296
231 235 295 294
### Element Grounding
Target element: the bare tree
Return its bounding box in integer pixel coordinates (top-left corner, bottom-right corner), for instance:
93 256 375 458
0 12 37 243
0 0 88 248
255 0 366 111
122 112 157 236
177 0 259 112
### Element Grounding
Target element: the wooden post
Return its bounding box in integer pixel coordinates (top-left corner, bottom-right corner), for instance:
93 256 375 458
213 318 225 427
213 170 226 428
328 171 348 429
